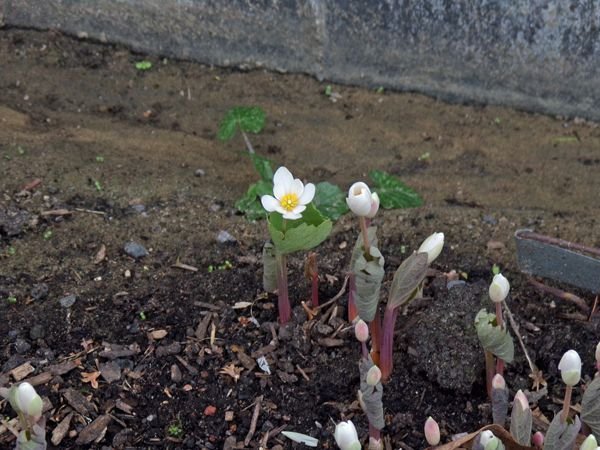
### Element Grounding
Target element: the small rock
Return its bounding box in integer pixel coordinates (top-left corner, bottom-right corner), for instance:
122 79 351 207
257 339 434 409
194 169 205 177
216 230 236 244
209 202 222 212
14 338 31 354
59 294 77 308
124 241 149 259
7 330 19 341
223 436 237 450
482 214 497 225
170 364 182 382
30 283 49 301
99 361 121 383
155 342 182 358
129 204 146 214
29 325 45 340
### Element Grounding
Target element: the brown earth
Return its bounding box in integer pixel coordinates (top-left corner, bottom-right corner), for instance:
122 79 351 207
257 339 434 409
0 28 599 449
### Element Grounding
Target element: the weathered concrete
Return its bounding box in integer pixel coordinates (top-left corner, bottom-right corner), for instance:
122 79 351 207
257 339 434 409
2 1 600 120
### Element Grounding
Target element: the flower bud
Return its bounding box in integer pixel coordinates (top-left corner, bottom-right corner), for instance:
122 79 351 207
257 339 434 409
477 430 499 450
580 434 598 450
424 417 440 446
354 319 369 343
15 382 43 418
346 182 373 217
417 232 444 264
489 273 510 303
558 349 582 386
366 192 380 219
532 431 544 448
491 373 506 390
514 390 529 411
369 437 383 450
334 420 361 450
366 365 381 386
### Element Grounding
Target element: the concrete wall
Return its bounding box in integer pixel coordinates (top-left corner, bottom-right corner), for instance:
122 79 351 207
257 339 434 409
2 1 599 120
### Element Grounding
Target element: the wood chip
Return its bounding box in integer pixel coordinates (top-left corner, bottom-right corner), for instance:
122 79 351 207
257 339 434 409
93 244 106 264
99 361 121 383
10 362 35 381
317 338 345 347
174 355 199 376
75 414 111 445
148 329 168 340
171 261 198 272
24 371 53 386
51 412 73 446
115 399 135 415
99 342 140 359
48 359 80 376
225 411 234 421
195 314 213 340
62 388 94 416
193 301 221 311
236 350 257 371
251 344 277 358
41 208 72 217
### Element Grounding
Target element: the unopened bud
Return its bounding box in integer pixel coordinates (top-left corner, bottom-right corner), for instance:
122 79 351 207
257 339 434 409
366 365 382 386
558 349 582 386
489 273 510 303
354 319 369 343
14 382 43 418
514 390 529 411
595 341 600 363
532 431 544 448
417 232 444 264
492 373 506 390
580 434 598 450
334 420 361 450
346 182 374 217
366 192 380 219
424 416 440 446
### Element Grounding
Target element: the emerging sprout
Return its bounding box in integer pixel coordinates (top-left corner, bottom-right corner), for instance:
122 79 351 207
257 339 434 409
580 434 598 450
346 182 377 217
424 416 440 446
261 166 315 220
474 430 504 450
354 319 369 343
492 373 506 390
365 365 382 386
532 431 544 449
334 420 361 450
13 382 43 419
417 232 444 264
514 390 529 411
559 349 582 386
489 273 510 303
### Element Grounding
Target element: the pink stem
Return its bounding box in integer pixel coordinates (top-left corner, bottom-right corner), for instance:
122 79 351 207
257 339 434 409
369 423 381 442
348 274 358 322
494 302 505 377
380 307 398 382
369 314 382 366
485 350 495 400
561 385 572 423
276 253 291 324
359 216 370 254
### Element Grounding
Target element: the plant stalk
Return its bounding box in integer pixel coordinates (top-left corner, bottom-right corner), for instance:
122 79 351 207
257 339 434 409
359 216 370 255
495 302 505 377
485 350 495 400
561 385 572 423
369 314 382 367
380 307 399 382
276 253 291 324
369 424 381 448
347 274 358 322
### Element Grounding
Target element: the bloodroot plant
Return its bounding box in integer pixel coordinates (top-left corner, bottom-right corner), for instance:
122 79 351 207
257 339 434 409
0 382 47 449
260 166 332 323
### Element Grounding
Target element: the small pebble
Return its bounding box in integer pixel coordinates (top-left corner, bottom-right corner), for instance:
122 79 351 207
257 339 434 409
29 325 45 340
59 294 77 308
194 169 205 177
130 204 146 214
482 214 498 225
14 338 31 354
170 364 182 383
30 283 49 301
216 230 236 244
124 241 149 259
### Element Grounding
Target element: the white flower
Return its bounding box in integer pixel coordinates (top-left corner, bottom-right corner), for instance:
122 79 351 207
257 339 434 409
261 167 315 220
346 182 377 217
15 382 43 418
558 349 582 386
489 273 510 303
366 192 380 219
580 434 598 450
424 417 440 446
417 232 444 264
334 420 361 450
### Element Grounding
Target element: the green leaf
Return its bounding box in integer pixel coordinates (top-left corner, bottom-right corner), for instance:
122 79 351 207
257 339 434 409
387 252 429 310
369 169 423 209
581 377 600 436
249 153 274 181
235 180 272 220
545 414 581 450
474 309 515 363
135 60 152 71
313 182 349 220
267 204 332 255
510 396 532 446
218 106 266 141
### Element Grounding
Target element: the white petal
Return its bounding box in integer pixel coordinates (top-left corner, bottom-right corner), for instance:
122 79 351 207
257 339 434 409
346 182 373 216
299 183 315 204
290 178 305 197
283 211 302 220
261 195 279 212
273 182 286 201
275 206 290 216
292 205 306 215
273 166 293 191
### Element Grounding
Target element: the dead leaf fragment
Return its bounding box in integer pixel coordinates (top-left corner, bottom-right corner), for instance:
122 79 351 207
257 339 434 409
148 329 168 340
81 371 101 389
219 363 242 383
93 244 106 264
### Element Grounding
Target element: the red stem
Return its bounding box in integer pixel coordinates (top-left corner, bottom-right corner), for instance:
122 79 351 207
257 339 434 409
369 423 381 443
561 385 572 423
348 274 358 322
485 350 495 400
380 307 399 382
495 302 505 377
359 216 370 254
369 313 382 366
276 253 291 324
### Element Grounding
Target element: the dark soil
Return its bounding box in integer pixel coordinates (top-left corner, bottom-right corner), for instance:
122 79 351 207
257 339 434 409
0 28 599 449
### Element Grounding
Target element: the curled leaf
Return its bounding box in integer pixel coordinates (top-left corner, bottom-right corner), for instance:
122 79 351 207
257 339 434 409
544 414 581 450
581 377 600 436
510 395 532 446
353 246 385 322
359 357 384 430
387 252 428 310
475 309 515 363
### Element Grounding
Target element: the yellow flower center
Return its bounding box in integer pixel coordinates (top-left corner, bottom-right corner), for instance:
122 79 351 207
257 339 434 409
280 193 299 211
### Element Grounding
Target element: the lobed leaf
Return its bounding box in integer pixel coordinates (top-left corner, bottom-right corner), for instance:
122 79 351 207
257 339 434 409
581 376 600 436
234 180 272 220
474 309 515 363
249 153 274 181
544 414 581 450
350 226 378 269
218 106 266 141
313 181 349 220
387 252 429 310
509 399 532 446
369 169 423 209
267 204 332 255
